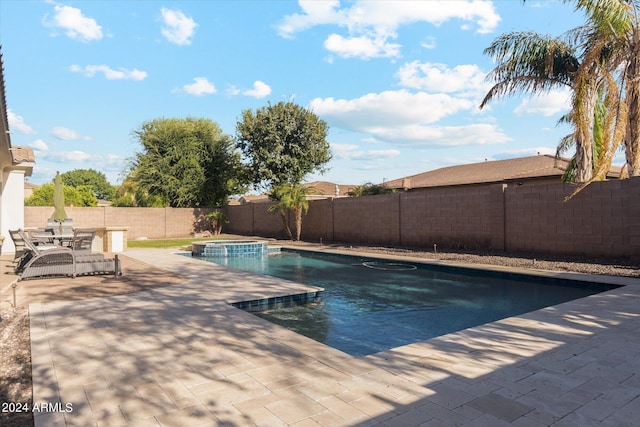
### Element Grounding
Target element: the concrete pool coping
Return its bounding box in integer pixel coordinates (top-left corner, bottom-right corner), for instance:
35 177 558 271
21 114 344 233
30 247 640 426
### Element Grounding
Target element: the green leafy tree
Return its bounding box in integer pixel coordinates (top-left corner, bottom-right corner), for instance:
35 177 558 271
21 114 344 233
111 175 165 207
61 169 115 200
25 184 98 207
128 117 248 208
348 183 395 196
235 101 332 189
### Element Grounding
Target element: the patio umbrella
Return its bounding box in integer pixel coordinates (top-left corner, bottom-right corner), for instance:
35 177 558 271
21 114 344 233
50 171 68 223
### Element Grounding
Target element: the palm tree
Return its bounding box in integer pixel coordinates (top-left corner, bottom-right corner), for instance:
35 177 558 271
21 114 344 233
556 81 627 186
267 184 317 241
206 210 229 235
566 0 640 178
482 1 640 186
480 32 590 177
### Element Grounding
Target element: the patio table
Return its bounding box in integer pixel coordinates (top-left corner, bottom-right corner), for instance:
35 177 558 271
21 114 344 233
33 233 74 246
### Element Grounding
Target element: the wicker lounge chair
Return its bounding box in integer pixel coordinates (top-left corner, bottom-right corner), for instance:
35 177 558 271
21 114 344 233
70 229 121 277
15 229 121 281
15 230 75 280
74 255 121 277
9 229 28 263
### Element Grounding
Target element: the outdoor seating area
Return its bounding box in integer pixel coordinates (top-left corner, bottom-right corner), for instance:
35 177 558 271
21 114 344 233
9 228 121 281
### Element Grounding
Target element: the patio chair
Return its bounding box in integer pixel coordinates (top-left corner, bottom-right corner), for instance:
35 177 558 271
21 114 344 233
48 219 74 246
70 229 96 255
68 228 121 276
16 230 121 281
47 218 73 234
9 229 28 263
15 230 76 280
27 228 56 246
74 254 121 277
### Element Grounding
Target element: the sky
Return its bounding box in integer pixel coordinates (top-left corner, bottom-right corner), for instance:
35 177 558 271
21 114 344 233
1 0 617 189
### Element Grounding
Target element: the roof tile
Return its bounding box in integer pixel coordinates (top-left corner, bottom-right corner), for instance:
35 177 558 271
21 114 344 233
11 146 36 163
384 155 620 189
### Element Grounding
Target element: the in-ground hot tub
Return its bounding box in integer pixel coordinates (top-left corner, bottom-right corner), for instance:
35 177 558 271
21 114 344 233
191 240 269 257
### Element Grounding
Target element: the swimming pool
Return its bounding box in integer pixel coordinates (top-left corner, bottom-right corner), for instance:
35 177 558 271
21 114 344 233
189 249 618 357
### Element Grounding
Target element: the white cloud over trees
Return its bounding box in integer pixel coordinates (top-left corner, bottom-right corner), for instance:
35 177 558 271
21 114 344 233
242 81 272 98
181 77 217 96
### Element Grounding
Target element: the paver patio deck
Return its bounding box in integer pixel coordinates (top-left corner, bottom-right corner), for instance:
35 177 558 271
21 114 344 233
29 248 640 426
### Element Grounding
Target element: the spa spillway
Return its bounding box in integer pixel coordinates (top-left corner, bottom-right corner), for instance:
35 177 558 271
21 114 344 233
191 240 269 257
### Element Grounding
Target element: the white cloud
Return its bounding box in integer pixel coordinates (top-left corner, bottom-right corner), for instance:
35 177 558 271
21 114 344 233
277 1 500 59
324 33 400 59
514 89 571 116
371 123 511 146
225 85 241 96
47 5 103 42
102 153 126 166
311 90 473 129
396 61 489 98
421 36 437 50
181 77 216 96
279 1 500 37
276 0 343 38
7 109 35 134
29 139 49 151
242 81 272 98
310 90 510 146
70 64 147 80
51 126 91 141
43 150 93 162
161 8 197 45
332 143 400 160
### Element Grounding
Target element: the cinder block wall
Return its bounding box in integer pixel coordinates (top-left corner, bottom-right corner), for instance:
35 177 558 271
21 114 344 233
222 178 640 257
253 204 286 238
504 177 640 256
224 204 254 235
22 177 640 257
332 193 401 245
301 198 334 242
399 184 506 250
25 206 213 240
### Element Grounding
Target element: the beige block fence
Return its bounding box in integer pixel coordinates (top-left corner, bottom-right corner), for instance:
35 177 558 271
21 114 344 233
20 177 640 258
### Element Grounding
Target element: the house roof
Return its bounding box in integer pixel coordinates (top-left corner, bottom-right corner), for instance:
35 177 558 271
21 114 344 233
1 46 34 172
234 181 357 203
239 194 270 203
11 146 35 163
384 155 620 190
1 47 12 166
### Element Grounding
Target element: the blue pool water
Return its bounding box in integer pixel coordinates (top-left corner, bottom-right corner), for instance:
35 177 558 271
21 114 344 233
190 250 617 357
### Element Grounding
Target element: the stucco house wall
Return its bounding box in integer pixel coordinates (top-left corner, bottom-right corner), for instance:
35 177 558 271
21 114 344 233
1 50 35 254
